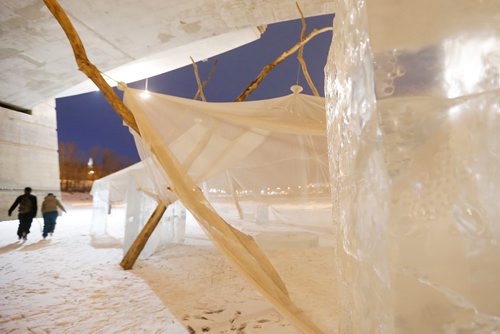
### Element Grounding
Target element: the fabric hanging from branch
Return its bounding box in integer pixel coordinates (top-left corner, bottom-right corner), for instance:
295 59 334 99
123 87 332 333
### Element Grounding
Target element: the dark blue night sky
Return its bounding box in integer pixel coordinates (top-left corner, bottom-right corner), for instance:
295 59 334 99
56 14 334 163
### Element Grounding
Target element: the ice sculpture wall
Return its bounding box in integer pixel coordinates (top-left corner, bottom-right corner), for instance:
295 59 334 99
326 0 500 332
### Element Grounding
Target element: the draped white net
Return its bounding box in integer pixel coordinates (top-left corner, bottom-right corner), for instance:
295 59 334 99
92 86 335 332
326 0 500 332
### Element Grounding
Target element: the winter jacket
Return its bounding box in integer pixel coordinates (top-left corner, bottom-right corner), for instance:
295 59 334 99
8 194 37 217
41 194 66 214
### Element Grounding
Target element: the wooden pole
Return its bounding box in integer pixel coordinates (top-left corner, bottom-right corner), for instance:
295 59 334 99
194 60 218 101
190 57 207 102
296 2 320 97
120 202 167 270
42 0 168 270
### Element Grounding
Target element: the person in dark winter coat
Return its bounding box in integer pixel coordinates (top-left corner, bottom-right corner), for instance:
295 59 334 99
8 187 38 241
41 193 66 239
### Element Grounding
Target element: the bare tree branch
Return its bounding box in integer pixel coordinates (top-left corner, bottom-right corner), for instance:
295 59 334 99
235 26 332 102
296 2 320 96
194 60 219 101
190 57 207 102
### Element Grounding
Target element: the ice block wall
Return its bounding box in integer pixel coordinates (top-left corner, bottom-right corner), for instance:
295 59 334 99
325 0 500 332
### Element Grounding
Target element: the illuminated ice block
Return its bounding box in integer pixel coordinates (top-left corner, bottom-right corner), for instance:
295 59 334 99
326 0 500 332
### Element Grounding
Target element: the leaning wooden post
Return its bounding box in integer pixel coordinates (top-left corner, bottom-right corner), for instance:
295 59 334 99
43 0 168 270
120 202 168 270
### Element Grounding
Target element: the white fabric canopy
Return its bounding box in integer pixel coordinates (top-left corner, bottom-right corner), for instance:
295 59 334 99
120 86 333 333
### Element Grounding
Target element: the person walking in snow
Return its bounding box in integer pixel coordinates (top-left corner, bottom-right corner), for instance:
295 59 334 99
8 187 38 241
41 193 66 239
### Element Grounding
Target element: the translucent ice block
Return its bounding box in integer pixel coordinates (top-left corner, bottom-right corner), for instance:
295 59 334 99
325 0 500 332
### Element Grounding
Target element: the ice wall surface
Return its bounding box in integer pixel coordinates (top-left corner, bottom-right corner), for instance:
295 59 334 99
326 0 500 332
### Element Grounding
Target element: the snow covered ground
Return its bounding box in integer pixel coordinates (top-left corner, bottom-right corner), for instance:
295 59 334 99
0 193 335 333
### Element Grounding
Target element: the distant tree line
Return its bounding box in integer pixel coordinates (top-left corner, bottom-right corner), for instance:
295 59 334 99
59 142 134 192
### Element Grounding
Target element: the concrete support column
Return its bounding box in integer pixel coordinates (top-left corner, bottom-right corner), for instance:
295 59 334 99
0 99 60 221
